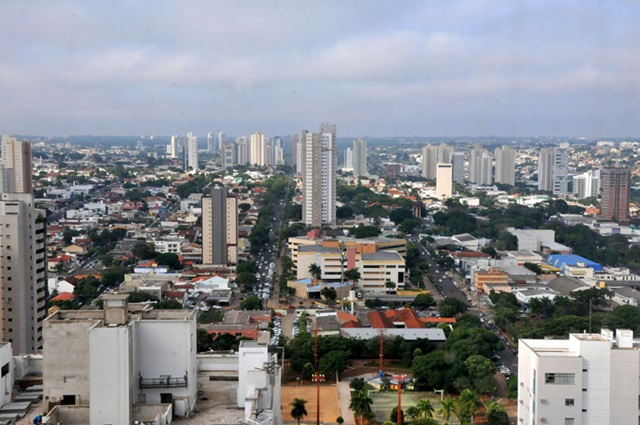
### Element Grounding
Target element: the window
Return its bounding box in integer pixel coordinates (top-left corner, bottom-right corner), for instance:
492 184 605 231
565 399 574 406
565 419 575 425
1 363 9 377
545 373 575 384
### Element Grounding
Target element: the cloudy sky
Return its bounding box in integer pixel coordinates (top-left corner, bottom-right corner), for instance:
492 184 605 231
1 1 639 138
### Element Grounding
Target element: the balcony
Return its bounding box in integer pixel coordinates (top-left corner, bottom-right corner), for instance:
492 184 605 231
138 372 188 389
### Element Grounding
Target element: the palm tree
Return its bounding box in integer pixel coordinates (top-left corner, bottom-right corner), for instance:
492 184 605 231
344 267 362 289
438 397 455 425
290 398 308 425
309 263 322 281
406 406 421 421
457 389 481 425
349 389 373 425
417 399 435 418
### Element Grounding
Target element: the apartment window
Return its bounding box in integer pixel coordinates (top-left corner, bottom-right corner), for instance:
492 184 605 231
545 373 575 384
565 399 574 406
565 419 575 425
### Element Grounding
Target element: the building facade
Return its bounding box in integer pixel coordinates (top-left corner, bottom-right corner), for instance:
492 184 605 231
301 124 337 226
352 137 368 177
494 145 515 186
518 329 640 425
599 167 631 224
202 186 238 265
185 131 199 171
435 163 453 199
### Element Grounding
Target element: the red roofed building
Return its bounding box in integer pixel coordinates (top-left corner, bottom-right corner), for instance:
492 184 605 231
367 308 425 329
51 292 75 302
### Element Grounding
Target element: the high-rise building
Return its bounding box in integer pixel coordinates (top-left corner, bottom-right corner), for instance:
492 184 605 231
469 146 492 185
290 134 300 171
518 329 640 425
421 145 438 179
494 145 515 185
217 131 226 152
572 170 600 199
352 138 368 177
236 136 249 165
207 131 214 152
452 151 465 183
167 135 179 159
302 123 336 226
435 163 453 200
600 167 631 224
0 135 46 355
437 143 452 164
344 148 353 169
184 132 199 171
222 142 236 169
538 146 569 195
250 132 265 165
201 186 238 265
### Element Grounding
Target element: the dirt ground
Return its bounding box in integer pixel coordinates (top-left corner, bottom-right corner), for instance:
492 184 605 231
281 383 341 424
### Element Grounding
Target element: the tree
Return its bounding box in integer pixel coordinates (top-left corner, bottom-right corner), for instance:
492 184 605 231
337 416 345 425
439 297 468 318
290 398 308 425
438 397 456 424
389 207 414 225
412 293 436 309
486 402 509 425
240 296 263 310
406 406 421 421
464 354 496 394
319 350 350 377
456 389 481 425
132 242 156 260
390 405 405 424
416 399 434 418
344 268 362 288
349 390 373 425
352 224 381 238
309 263 322 281
321 286 337 304
350 377 366 391
155 253 181 269
412 419 439 425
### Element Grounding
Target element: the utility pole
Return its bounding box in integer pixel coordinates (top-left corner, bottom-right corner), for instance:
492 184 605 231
393 374 407 425
312 328 325 425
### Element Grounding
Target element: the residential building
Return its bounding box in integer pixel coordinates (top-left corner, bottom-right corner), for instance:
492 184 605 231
469 146 492 185
494 145 515 185
185 131 199 171
250 131 265 165
452 151 465 183
435 163 453 199
290 133 302 173
202 186 238 265
0 136 47 355
599 167 631 224
207 131 215 152
572 170 600 199
167 134 179 158
518 329 640 425
537 147 554 192
42 295 197 423
352 138 368 177
236 136 249 165
538 145 569 195
344 147 353 169
421 145 438 179
301 123 337 226
222 142 236 168
217 131 226 152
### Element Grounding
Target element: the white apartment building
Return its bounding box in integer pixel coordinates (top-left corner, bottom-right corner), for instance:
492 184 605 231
494 145 515 186
518 329 640 425
43 295 198 424
435 163 453 200
302 124 337 226
185 131 199 171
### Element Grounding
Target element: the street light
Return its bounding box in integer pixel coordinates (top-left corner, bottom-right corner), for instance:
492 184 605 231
393 374 408 425
312 372 326 425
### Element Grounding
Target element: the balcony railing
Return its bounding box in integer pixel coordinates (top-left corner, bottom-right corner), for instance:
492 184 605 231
138 372 188 389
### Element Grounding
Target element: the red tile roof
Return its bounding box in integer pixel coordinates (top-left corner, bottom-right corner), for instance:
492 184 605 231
52 292 75 302
368 308 426 329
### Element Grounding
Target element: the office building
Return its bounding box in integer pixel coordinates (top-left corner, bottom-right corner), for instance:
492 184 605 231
0 135 46 356
302 123 337 226
572 170 600 199
202 186 238 265
599 167 631 224
518 329 640 425
452 151 465 183
43 295 198 423
344 147 353 169
185 131 199 171
494 145 515 185
435 163 453 200
352 137 368 177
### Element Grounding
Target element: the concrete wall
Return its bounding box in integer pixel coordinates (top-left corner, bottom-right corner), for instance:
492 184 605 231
197 353 239 372
0 344 12 407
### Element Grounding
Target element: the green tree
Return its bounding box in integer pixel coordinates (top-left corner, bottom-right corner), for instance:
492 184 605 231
290 398 308 425
412 293 436 309
321 286 338 304
349 390 374 425
456 389 481 425
439 297 468 318
240 296 263 310
155 253 181 269
319 350 350 377
309 263 322 281
486 402 509 425
464 354 496 394
389 207 414 225
390 406 405 425
352 224 381 238
197 328 213 352
344 268 362 288
416 399 435 418
438 397 456 424
350 377 366 391
132 242 156 260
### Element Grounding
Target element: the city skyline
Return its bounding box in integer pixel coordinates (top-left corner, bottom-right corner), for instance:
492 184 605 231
1 1 639 138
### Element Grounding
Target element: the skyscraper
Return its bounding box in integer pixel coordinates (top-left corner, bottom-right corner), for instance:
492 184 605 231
184 132 199 171
302 123 336 226
352 138 368 177
168 135 179 159
344 148 353 169
572 170 600 199
207 131 214 152
217 132 226 152
600 167 631 224
0 135 46 355
236 136 249 165
494 145 515 186
222 142 236 169
250 131 265 165
452 151 465 183
201 186 238 265
435 163 453 200
290 134 300 171
469 146 492 184
421 145 438 179
537 147 554 191
538 146 569 195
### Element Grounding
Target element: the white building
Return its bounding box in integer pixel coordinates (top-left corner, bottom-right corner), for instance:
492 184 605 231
435 163 453 200
0 343 13 408
301 124 337 226
494 145 515 186
518 329 640 425
185 131 199 171
43 295 197 424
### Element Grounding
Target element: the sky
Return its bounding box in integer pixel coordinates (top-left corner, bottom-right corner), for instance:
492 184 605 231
1 1 639 138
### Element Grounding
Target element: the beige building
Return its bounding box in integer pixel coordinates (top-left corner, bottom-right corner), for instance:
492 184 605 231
435 162 453 199
202 186 238 265
1 134 33 193
302 124 337 226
